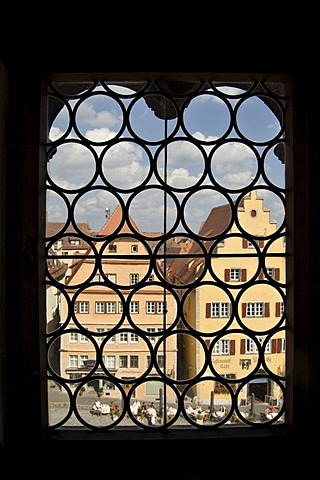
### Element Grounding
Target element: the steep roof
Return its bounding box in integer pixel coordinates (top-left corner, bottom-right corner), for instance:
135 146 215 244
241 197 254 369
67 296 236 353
46 222 93 254
96 205 135 236
46 222 93 238
46 248 68 282
167 203 232 284
198 203 231 237
64 205 163 284
96 204 162 237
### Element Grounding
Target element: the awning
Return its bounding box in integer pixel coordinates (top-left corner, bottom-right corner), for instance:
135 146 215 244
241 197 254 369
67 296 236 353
249 377 269 384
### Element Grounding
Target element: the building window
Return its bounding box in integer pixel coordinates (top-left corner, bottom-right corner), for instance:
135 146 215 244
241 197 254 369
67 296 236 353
157 301 166 314
95 302 105 313
106 274 116 283
230 268 242 282
80 355 89 366
224 268 247 282
69 239 80 245
79 334 89 343
130 356 139 368
75 301 89 314
146 301 166 314
129 301 139 314
69 332 78 343
147 328 157 342
212 339 232 355
107 330 116 343
119 356 128 368
242 239 255 249
245 302 267 317
96 328 106 343
69 355 78 368
146 301 156 314
265 267 280 281
157 355 165 368
130 333 139 343
245 337 272 354
105 356 116 369
207 302 230 318
106 302 116 314
130 274 139 285
119 333 128 344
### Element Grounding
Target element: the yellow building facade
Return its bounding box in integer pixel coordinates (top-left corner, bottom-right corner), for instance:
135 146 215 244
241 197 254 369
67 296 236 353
171 190 285 412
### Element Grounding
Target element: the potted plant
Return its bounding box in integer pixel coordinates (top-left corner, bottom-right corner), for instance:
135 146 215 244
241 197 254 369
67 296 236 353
79 386 86 397
97 387 104 397
195 407 205 424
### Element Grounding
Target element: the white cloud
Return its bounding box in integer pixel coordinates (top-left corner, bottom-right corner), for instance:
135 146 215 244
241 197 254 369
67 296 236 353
47 87 285 233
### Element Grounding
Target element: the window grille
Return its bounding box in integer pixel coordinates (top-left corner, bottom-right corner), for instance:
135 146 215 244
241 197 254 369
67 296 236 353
45 76 287 431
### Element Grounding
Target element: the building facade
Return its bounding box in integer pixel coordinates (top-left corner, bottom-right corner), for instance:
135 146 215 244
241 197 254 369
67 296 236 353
168 190 286 412
55 206 178 402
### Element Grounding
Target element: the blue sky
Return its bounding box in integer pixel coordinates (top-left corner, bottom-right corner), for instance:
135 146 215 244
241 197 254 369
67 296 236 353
47 82 285 236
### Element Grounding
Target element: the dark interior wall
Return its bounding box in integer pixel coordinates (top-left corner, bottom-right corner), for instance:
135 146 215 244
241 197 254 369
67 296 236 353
0 4 302 72
0 3 319 478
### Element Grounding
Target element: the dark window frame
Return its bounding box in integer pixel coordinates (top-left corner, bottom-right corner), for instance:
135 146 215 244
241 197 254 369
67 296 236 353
43 72 291 438
0 66 313 470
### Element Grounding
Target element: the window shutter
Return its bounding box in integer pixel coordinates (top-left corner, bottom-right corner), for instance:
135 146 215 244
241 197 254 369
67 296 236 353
242 303 246 317
230 339 236 355
275 268 280 281
277 338 282 353
258 270 264 280
275 302 281 317
240 338 245 354
242 239 248 248
225 269 230 281
265 303 270 317
206 303 211 318
241 269 247 281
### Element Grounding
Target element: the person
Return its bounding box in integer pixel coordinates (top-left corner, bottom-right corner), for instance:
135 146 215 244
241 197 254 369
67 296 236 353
101 403 110 415
130 400 141 416
110 402 121 420
138 403 147 419
146 403 157 425
91 400 102 415
278 395 284 410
